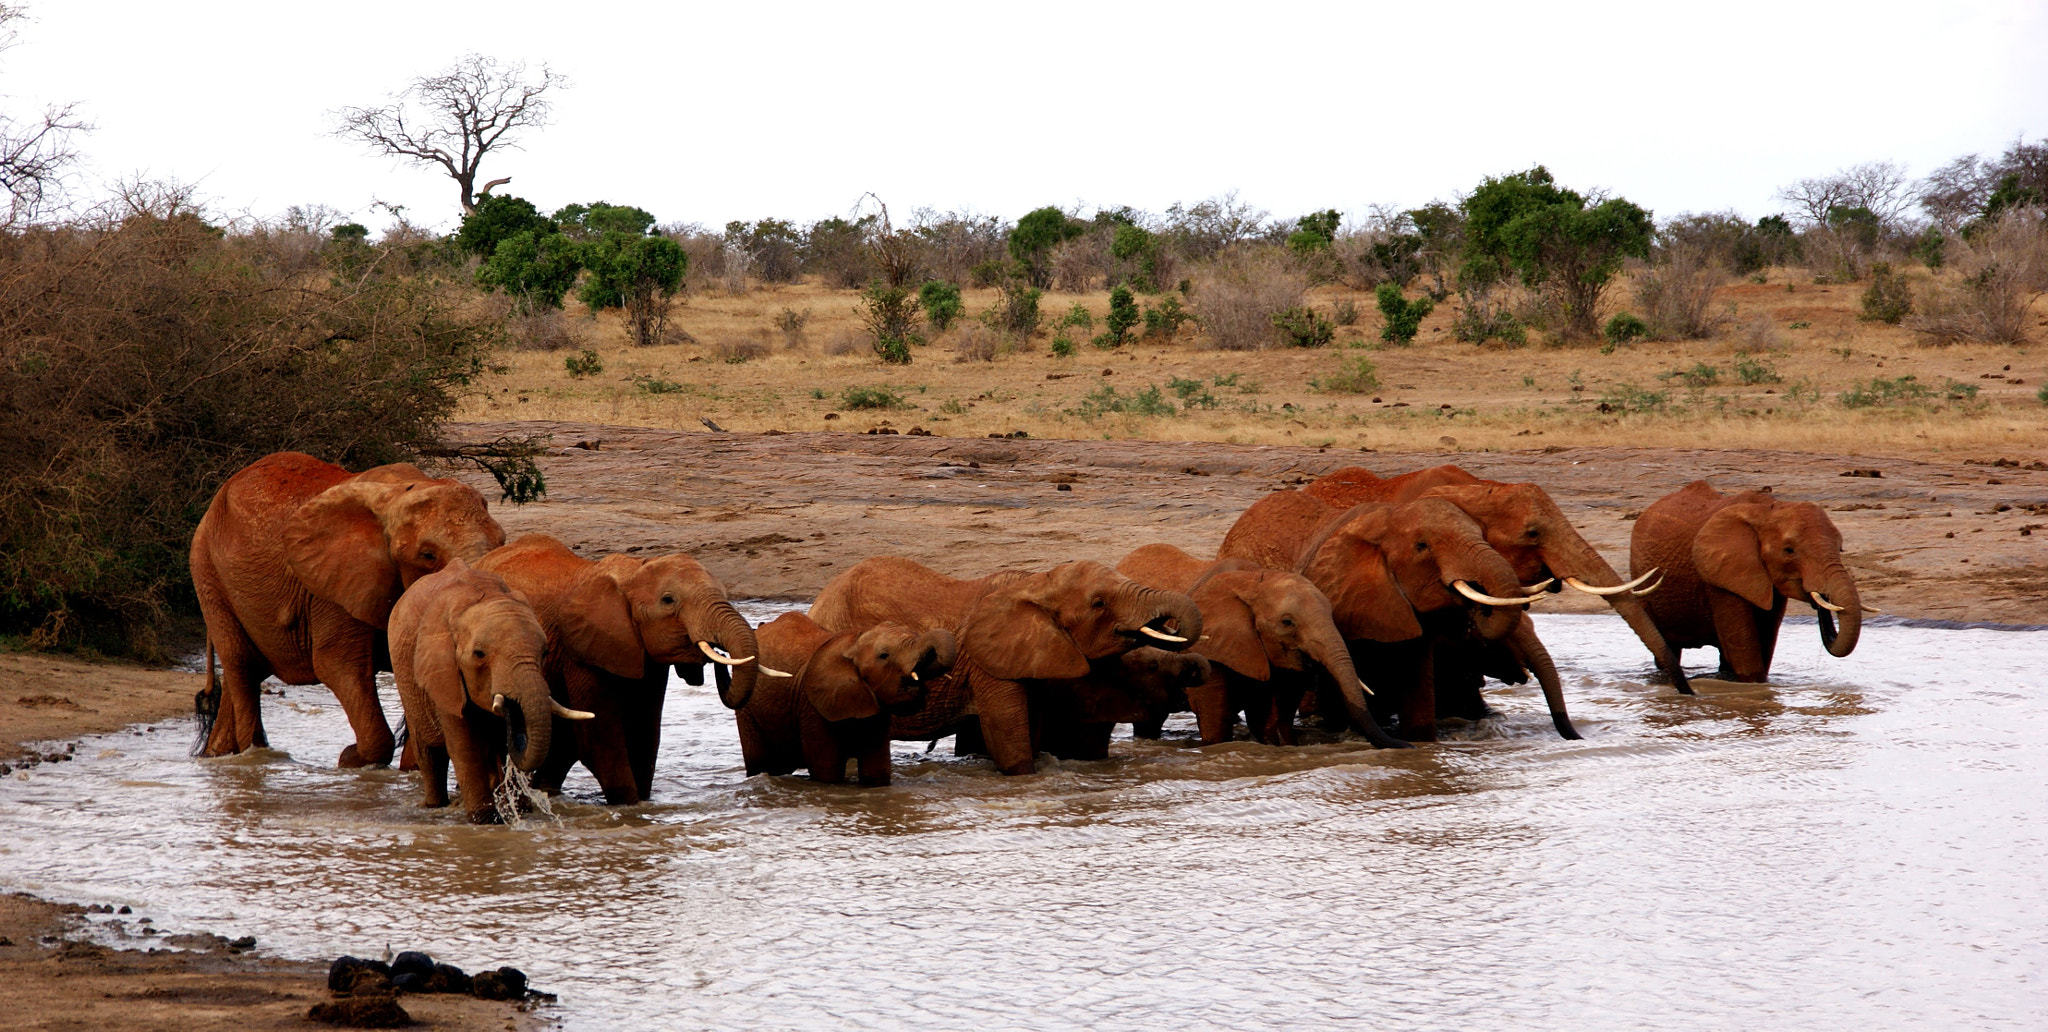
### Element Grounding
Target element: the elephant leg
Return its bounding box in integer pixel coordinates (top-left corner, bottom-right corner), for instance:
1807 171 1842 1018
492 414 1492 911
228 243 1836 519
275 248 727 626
1400 642 1439 742
952 719 988 757
419 742 451 808
1268 679 1308 746
855 726 892 786
1707 590 1771 683
308 616 393 768
1431 639 1493 721
1187 669 1235 746
202 629 272 757
446 713 502 824
1051 721 1114 761
626 673 668 802
973 676 1038 775
1131 709 1168 739
1754 600 1787 681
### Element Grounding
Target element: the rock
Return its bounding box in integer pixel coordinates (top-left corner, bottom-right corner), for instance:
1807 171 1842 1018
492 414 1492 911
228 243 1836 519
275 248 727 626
327 956 393 992
389 950 435 980
424 961 472 994
307 995 412 1028
470 966 528 1001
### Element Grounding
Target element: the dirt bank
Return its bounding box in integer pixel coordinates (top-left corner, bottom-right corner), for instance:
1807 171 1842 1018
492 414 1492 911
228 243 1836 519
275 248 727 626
451 419 2046 625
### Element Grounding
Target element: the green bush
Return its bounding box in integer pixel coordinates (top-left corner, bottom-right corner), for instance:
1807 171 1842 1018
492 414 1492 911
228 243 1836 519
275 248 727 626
1009 206 1085 289
1069 383 1177 419
839 385 907 409
1452 292 1526 346
1050 335 1076 358
1911 227 1946 270
859 281 922 364
1311 354 1382 393
918 280 964 331
578 232 688 345
475 228 583 312
1100 284 1139 347
634 375 686 394
1061 302 1094 334
1838 375 1932 408
1733 352 1782 384
1273 305 1336 348
1657 362 1720 388
555 201 657 241
1110 223 1161 291
1166 376 1219 408
1597 383 1670 414
1603 312 1650 344
1859 262 1914 324
1461 166 1653 340
1376 284 1436 345
1286 209 1341 254
985 281 1041 336
564 348 603 377
455 195 555 258
1143 296 1191 338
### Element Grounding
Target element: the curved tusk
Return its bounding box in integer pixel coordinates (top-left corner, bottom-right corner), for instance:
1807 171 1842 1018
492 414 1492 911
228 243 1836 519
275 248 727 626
491 693 506 714
1138 625 1190 643
550 699 596 721
1861 602 1884 614
1523 577 1556 593
1810 591 1846 613
697 640 755 666
758 664 794 679
1565 569 1659 596
1453 580 1546 607
908 671 919 681
1632 573 1664 598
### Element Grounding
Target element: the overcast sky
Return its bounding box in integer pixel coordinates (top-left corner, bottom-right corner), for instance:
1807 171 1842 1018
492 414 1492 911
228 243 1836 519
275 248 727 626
9 0 2045 234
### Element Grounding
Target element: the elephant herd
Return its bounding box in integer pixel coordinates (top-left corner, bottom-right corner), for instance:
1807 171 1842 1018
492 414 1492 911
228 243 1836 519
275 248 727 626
187 451 1871 823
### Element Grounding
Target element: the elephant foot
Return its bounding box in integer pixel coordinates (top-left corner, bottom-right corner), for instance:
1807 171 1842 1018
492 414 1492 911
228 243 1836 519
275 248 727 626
601 787 643 806
464 807 503 825
337 744 372 768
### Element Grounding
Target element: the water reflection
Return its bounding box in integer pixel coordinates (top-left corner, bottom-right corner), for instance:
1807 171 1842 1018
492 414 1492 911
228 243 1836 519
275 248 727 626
1 612 2042 1031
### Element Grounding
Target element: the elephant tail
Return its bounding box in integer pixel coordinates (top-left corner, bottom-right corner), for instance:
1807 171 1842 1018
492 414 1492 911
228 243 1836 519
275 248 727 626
191 635 221 757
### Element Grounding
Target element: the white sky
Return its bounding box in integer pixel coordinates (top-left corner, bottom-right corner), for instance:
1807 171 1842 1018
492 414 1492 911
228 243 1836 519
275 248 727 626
9 0 2046 234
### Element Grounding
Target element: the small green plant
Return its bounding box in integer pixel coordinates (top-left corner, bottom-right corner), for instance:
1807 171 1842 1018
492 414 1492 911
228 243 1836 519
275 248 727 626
1911 227 1946 270
919 281 964 331
1166 376 1219 409
634 375 685 394
1061 302 1094 333
1286 209 1341 254
1521 375 1537 388
939 398 967 415
563 348 603 378
1597 383 1668 414
1310 354 1382 394
810 387 826 399
1069 383 1178 419
1733 352 1782 384
1859 262 1914 324
1142 296 1191 338
1273 305 1336 348
840 385 907 410
984 281 1042 335
2038 383 2048 405
1838 375 1932 408
1050 335 1075 358
1941 378 1980 401
873 338 911 365
1657 362 1721 388
1375 284 1435 346
1794 321 1813 330
1603 312 1650 344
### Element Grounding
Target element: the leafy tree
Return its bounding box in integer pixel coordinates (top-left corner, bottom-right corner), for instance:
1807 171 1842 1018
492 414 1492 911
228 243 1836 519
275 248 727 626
724 219 803 282
1009 206 1084 289
803 215 876 288
1460 166 1653 340
1406 201 1464 300
1095 285 1139 348
918 280 964 331
1287 209 1341 254
859 280 921 363
555 201 656 241
475 228 582 312
1375 284 1435 345
454 194 555 257
578 233 688 345
1110 222 1161 291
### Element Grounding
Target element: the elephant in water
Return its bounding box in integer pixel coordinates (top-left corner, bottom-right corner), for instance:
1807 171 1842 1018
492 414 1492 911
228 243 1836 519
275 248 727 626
742 613 957 785
1630 481 1870 683
475 534 762 805
389 560 593 823
188 452 504 765
808 557 1203 775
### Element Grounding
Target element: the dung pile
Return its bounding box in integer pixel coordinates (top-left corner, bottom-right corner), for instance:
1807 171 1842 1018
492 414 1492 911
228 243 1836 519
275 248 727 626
312 950 551 1027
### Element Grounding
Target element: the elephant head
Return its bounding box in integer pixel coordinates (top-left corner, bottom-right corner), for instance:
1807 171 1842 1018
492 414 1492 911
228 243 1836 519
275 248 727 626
1422 479 1684 689
402 562 568 775
963 560 1204 681
1297 498 1546 643
1187 566 1383 733
573 552 762 710
1695 496 1862 657
797 621 959 722
283 474 505 630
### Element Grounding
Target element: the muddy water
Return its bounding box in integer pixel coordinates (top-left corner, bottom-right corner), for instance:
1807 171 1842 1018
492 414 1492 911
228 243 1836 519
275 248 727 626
3 609 2043 1030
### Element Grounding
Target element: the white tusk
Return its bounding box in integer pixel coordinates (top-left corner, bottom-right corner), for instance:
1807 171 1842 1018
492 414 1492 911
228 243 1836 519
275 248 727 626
550 699 596 721
697 640 755 666
1452 580 1546 607
1810 591 1846 613
908 671 919 681
1632 573 1664 597
758 665 794 678
1861 602 1885 614
1523 577 1556 593
491 693 506 714
1564 569 1660 596
1139 625 1190 643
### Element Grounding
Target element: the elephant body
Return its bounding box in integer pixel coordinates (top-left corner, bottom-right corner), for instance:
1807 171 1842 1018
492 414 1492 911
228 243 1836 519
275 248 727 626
474 534 760 804
1024 648 1212 760
188 452 504 766
743 613 958 785
389 561 579 823
1630 481 1864 682
809 557 1203 774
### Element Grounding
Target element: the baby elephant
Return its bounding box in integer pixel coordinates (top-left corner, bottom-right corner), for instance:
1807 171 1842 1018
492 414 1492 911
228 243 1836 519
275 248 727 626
390 560 594 822
740 613 958 786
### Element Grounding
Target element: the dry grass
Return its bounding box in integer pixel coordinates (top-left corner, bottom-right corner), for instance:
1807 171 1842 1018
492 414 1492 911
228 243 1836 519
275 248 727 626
459 270 2048 458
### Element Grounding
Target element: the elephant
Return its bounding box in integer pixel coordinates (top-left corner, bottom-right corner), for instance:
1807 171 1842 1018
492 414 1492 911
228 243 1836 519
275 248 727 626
388 560 594 823
808 557 1204 775
1117 544 1408 749
1299 464 1686 692
188 451 504 766
473 534 763 804
1630 481 1868 682
741 613 958 785
1023 647 1214 761
1221 495 1570 741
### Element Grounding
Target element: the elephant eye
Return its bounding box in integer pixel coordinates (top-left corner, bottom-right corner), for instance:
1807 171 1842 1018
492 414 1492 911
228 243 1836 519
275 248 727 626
1414 540 1428 552
1280 616 1295 626
1524 528 1540 538
419 549 437 563
472 647 485 659
661 593 676 606
1783 546 1795 555
877 651 890 660
1091 596 1106 608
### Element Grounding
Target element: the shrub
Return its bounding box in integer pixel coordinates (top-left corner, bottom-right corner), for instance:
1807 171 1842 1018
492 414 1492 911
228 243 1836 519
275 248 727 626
1657 362 1719 388
1101 285 1140 347
858 280 922 364
1286 209 1341 254
1597 383 1670 414
984 280 1042 336
724 219 802 283
1375 284 1435 346
951 325 999 363
803 215 876 288
1166 376 1219 408
1634 240 1725 339
475 228 582 312
2038 382 2048 405
840 385 907 410
634 375 686 394
455 195 554 258
919 280 964 331
1603 312 1650 344
1050 233 1107 293
1907 212 2048 344
555 201 657 241
1143 296 1191 338
499 305 590 351
1331 298 1360 326
1838 375 1932 408
1010 206 1085 289
564 348 603 377
1272 305 1336 348
1110 223 1162 291
579 232 689 346
714 339 769 364
1050 335 1076 358
1451 285 1526 346
1733 352 1782 384
0 208 499 653
1912 227 1947 270
1070 383 1177 418
1859 262 1914 324
1311 354 1382 393
1462 166 1654 341
773 307 810 349
1061 302 1094 334
1189 248 1308 350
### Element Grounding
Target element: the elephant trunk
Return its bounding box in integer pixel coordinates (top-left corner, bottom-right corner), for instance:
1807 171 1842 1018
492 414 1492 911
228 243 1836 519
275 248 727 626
701 600 761 710
1546 539 1690 693
1811 562 1863 658
1124 587 1205 652
501 662 554 772
1305 625 1409 750
1511 618 1579 740
1449 539 1532 641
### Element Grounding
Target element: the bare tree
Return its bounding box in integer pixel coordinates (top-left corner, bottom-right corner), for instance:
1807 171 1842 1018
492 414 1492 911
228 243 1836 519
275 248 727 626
0 4 88 226
1776 160 1915 228
331 53 566 217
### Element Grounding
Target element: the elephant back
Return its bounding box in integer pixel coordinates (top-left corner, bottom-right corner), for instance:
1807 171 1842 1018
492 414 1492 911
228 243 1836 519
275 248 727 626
1218 491 1344 569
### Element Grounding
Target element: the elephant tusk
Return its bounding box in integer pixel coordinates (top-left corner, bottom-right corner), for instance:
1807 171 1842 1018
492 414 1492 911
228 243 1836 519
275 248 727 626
1861 602 1885 614
1139 625 1190 643
1452 580 1546 607
697 640 756 666
550 699 596 721
1633 573 1664 597
758 664 794 679
1523 577 1557 593
491 693 506 714
1565 569 1659 596
1810 591 1847 613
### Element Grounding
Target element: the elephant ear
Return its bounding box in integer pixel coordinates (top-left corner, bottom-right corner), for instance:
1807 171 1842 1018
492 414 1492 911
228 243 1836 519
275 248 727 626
964 589 1090 681
1695 506 1775 609
284 481 404 628
1190 573 1270 680
559 567 647 679
1300 521 1424 642
411 581 470 718
802 640 880 722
